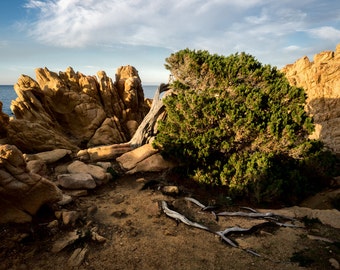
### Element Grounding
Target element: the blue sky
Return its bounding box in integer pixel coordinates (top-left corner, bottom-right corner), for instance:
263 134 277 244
0 0 339 85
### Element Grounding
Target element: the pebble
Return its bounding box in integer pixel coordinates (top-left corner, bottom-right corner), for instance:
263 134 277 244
57 194 73 206
161 185 180 195
330 258 340 269
62 210 80 225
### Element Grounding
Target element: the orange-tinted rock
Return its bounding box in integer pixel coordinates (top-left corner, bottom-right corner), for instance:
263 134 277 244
282 44 340 153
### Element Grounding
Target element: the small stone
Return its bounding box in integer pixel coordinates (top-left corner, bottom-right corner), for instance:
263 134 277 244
57 173 96 189
136 177 146 183
68 247 88 267
96 162 112 170
55 211 62 219
57 194 73 206
47 220 59 228
330 258 340 269
91 232 107 243
161 185 180 195
62 210 80 225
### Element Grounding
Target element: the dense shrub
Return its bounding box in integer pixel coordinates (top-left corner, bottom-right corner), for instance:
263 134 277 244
154 49 337 204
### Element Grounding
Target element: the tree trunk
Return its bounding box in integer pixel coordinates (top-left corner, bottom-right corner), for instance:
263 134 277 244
129 83 170 147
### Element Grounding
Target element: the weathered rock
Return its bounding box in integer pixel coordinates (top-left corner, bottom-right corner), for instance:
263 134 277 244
116 143 159 171
0 144 62 223
67 160 107 181
77 143 132 162
6 66 150 153
116 143 177 174
57 173 96 189
24 149 72 164
26 159 48 176
282 43 340 153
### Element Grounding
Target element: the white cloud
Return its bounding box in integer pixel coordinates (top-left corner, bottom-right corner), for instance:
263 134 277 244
307 26 340 41
22 0 340 68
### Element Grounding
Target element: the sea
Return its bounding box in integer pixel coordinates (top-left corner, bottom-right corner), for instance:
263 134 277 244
0 84 159 116
0 85 17 115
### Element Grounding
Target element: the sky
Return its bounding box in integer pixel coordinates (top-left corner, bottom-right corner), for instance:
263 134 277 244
0 0 339 85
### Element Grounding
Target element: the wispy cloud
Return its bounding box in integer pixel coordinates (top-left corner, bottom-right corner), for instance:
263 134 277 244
22 0 340 67
307 26 340 41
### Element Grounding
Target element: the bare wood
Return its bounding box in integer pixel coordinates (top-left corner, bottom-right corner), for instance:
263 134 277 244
129 83 171 147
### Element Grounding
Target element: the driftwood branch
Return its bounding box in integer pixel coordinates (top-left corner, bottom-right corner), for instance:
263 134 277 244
129 83 170 147
160 197 301 259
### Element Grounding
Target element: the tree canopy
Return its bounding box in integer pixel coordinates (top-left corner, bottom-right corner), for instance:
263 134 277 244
154 49 336 204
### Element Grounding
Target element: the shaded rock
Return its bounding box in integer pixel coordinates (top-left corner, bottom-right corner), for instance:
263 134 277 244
51 230 79 253
330 258 340 269
96 162 112 170
61 210 80 225
67 160 107 181
26 159 48 176
64 189 88 197
57 194 73 206
0 144 62 223
57 173 96 189
47 220 59 228
68 247 88 267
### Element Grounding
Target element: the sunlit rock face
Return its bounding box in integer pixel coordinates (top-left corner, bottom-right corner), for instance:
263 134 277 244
282 44 340 153
6 65 150 153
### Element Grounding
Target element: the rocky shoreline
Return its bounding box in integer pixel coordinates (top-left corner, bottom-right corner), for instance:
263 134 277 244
1 46 340 269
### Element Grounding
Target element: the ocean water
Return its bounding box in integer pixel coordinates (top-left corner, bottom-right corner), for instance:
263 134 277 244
0 85 17 115
0 84 159 116
143 85 159 99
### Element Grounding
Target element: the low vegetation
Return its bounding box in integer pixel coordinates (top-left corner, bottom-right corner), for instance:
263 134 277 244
154 49 337 204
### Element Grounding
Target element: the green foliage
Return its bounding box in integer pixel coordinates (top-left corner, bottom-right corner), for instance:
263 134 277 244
154 49 336 204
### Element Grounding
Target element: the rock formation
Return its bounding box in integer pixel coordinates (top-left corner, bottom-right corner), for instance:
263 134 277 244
3 65 150 153
0 144 62 223
282 44 340 153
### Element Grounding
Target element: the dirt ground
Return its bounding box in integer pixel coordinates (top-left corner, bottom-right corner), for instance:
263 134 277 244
1 171 339 270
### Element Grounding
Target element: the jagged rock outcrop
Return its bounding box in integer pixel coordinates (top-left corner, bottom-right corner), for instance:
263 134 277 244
4 65 150 153
0 144 63 223
282 44 340 153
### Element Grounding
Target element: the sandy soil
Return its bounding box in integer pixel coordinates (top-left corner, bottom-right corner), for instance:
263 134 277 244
0 172 339 270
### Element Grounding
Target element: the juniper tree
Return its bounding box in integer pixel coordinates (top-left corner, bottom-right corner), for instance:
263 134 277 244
154 49 336 204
